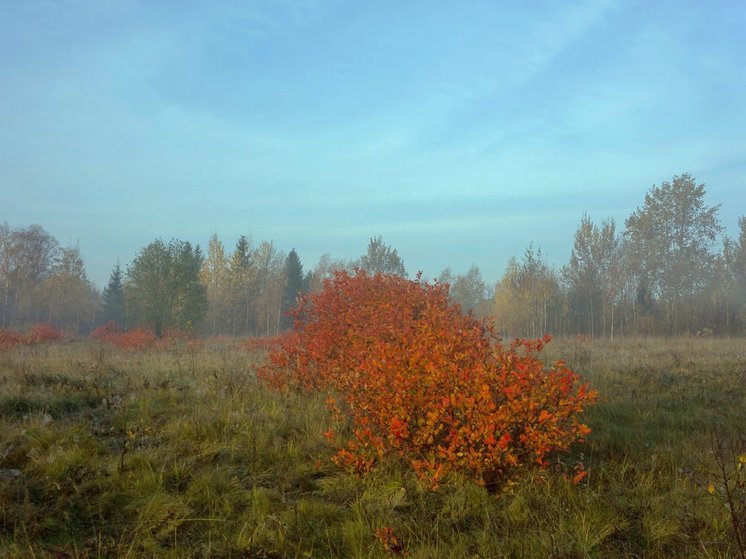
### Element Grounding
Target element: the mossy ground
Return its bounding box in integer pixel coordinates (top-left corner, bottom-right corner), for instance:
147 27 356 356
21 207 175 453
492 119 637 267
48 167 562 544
0 336 744 558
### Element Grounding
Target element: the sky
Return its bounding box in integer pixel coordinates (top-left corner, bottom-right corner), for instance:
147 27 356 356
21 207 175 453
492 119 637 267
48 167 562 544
1 0 745 289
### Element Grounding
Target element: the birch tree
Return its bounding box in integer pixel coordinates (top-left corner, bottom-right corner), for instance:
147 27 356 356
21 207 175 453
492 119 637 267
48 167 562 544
201 233 230 335
358 236 406 277
625 174 721 333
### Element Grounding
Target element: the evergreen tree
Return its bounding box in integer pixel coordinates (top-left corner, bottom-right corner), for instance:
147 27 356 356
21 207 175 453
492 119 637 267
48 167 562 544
173 241 207 332
281 249 306 330
229 235 255 335
102 262 126 326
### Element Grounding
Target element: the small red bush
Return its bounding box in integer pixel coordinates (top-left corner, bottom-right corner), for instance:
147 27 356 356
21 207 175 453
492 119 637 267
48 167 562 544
24 324 64 345
0 328 23 352
260 270 597 490
91 324 157 351
92 323 191 351
0 324 65 352
112 328 157 351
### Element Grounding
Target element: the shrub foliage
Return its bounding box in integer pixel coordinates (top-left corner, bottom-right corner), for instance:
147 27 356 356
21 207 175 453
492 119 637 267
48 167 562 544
91 321 158 351
0 323 64 351
260 270 597 490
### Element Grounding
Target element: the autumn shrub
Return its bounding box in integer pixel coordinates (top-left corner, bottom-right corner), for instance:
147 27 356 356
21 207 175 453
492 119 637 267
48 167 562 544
0 328 23 351
24 323 65 344
91 327 157 351
260 270 597 490
117 328 158 351
91 323 175 351
0 324 64 351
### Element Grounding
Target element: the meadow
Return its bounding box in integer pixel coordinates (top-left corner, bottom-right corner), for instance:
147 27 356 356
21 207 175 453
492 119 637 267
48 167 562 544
0 335 744 558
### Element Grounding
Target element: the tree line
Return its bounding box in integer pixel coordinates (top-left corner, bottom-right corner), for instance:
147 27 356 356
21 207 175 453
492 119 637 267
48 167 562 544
491 174 746 338
1 173 744 337
0 224 99 333
0 227 403 337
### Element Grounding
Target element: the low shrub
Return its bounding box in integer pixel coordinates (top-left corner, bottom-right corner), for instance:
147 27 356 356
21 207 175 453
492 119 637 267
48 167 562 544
115 328 157 351
24 324 65 344
0 324 64 351
90 323 157 351
0 328 23 351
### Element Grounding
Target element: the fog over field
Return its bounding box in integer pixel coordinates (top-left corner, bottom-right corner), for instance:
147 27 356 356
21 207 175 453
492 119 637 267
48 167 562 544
2 5 746 555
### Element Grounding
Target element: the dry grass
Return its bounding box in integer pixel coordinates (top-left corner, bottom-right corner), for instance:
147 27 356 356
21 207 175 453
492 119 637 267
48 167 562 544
0 335 744 557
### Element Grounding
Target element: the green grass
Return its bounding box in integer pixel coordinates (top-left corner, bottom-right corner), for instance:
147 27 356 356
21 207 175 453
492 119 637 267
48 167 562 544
0 336 744 558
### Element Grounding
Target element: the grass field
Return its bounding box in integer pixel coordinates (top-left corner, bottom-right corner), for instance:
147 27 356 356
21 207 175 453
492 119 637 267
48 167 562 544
0 336 744 558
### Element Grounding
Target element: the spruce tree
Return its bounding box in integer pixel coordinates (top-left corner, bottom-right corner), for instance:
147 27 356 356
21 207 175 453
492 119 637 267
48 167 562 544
281 249 306 330
102 262 126 326
230 235 255 336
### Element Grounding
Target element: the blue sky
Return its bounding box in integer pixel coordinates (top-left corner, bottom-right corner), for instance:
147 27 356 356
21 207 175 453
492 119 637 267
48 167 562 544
1 0 744 288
